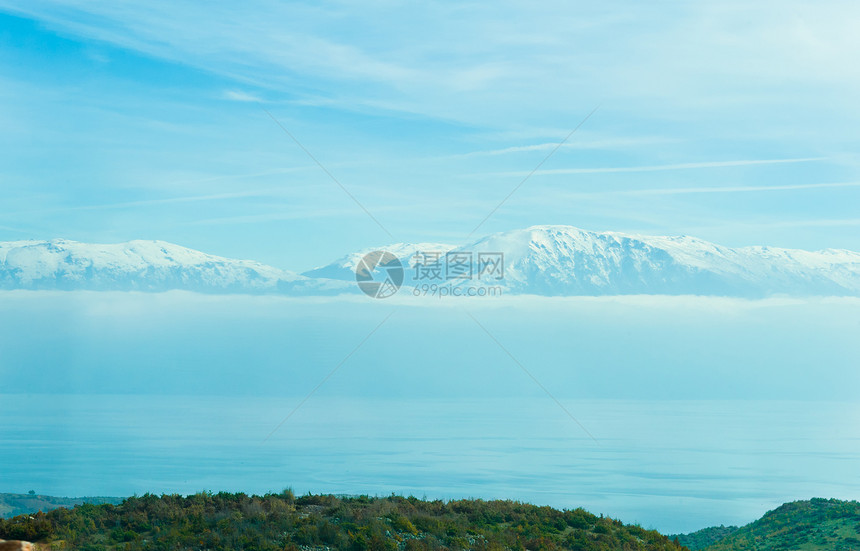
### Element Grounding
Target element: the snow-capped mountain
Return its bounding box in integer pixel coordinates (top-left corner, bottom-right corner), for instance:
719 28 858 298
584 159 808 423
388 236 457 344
2 228 859 297
458 226 860 296
302 242 456 281
309 226 860 297
0 239 352 294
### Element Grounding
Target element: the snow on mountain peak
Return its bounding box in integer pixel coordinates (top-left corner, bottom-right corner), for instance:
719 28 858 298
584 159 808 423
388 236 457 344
2 228 859 297
456 225 860 296
0 238 323 293
302 242 456 280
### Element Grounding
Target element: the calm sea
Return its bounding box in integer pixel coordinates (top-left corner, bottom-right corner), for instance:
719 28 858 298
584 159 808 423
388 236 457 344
2 394 858 534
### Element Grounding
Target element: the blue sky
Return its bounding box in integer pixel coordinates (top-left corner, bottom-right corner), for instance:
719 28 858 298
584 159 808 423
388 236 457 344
1 1 859 270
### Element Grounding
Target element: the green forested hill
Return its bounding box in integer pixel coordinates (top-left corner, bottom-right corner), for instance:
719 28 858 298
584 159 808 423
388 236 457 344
0 493 123 519
0 491 685 551
701 498 860 551
668 525 739 550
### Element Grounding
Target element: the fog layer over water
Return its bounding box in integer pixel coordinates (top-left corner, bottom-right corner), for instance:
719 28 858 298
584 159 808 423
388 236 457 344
1 292 859 533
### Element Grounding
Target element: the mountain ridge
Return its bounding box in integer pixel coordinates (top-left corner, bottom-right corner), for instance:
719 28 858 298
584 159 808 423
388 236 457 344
307 225 860 297
3 493 858 551
695 498 860 551
0 238 353 295
0 491 686 551
2 226 859 297
0 493 123 520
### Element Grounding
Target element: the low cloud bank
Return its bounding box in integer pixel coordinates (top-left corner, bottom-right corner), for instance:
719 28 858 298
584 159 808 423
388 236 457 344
1 291 857 400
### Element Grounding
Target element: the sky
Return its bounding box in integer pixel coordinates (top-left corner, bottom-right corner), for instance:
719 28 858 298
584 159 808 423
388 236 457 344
1 1 859 271
2 3 860 526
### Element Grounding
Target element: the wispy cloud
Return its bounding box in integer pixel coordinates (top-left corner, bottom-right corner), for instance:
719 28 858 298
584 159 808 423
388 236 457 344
2 1 859 258
9 0 860 125
490 158 826 177
459 136 676 157
0 224 34 235
1 187 292 218
223 90 263 103
184 205 404 226
558 180 860 198
690 218 860 231
0 167 320 219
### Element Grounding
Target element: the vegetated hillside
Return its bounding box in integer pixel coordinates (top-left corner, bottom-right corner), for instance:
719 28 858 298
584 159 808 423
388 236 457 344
0 491 685 551
668 526 738 551
0 493 123 519
703 498 860 551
